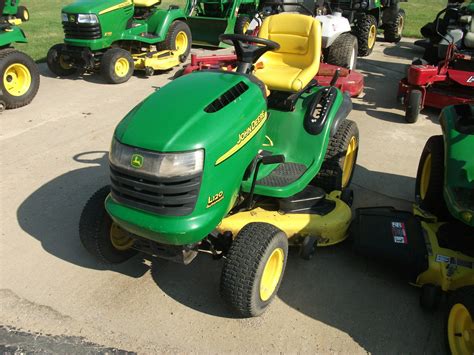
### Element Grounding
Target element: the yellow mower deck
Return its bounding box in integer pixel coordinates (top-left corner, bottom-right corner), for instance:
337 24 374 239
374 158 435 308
133 50 181 72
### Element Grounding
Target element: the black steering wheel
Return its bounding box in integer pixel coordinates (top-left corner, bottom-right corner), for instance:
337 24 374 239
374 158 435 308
219 34 280 73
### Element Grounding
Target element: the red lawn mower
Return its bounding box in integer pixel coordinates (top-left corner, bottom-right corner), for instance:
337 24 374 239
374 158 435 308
398 5 474 123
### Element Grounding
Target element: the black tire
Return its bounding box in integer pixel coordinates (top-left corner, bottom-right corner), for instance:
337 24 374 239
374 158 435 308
326 33 358 70
100 48 134 84
420 283 442 311
445 287 474 355
220 223 288 317
79 186 137 264
384 9 405 43
353 13 378 56
158 20 192 63
313 119 359 193
16 5 30 22
235 15 251 35
415 135 450 218
47 44 77 77
0 49 40 109
405 89 422 123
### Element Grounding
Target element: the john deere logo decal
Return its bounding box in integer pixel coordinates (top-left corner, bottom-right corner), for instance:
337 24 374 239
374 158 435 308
69 15 75 22
131 154 144 169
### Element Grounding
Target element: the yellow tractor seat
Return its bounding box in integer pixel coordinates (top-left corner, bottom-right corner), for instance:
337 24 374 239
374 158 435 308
134 0 161 7
255 13 321 92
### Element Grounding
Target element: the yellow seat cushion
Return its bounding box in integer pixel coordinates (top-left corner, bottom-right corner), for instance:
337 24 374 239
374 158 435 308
255 13 321 92
134 0 160 7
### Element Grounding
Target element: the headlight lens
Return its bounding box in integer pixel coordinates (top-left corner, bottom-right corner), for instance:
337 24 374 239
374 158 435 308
77 14 99 24
109 138 204 178
61 12 68 22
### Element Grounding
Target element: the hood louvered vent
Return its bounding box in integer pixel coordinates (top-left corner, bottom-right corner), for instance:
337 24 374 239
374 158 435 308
205 81 249 113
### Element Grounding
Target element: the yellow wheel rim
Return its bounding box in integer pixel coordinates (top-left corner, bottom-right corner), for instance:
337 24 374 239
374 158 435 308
447 303 474 355
243 21 250 34
23 10 29 21
260 248 284 302
398 16 404 36
342 136 358 188
110 223 134 251
175 31 188 56
59 56 72 70
368 24 377 49
3 63 31 97
114 57 130 78
420 153 432 200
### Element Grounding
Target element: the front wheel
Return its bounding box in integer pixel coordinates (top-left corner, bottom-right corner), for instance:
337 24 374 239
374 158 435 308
326 33 358 70
79 186 137 264
313 119 359 193
47 44 77 77
445 287 474 355
405 89 422 123
354 13 378 57
159 20 192 63
100 48 134 84
0 49 40 109
384 9 405 43
16 5 30 22
220 223 288 317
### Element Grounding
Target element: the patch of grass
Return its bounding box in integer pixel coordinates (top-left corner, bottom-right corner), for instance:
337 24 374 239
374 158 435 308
400 0 446 38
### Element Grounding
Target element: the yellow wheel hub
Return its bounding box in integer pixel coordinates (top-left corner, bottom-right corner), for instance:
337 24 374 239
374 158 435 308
342 136 358 188
114 57 130 78
3 63 31 97
23 10 29 21
420 153 432 200
59 56 72 70
448 303 474 355
110 223 134 251
368 24 377 49
175 31 188 55
398 17 404 36
243 21 250 34
260 248 284 302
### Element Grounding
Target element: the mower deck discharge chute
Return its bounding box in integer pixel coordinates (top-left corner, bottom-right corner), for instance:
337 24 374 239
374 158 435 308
0 0 39 111
80 13 359 317
47 0 192 84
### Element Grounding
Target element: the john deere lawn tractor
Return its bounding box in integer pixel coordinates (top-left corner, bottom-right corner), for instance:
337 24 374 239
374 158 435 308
0 0 39 111
329 0 407 56
352 104 474 354
47 0 192 84
79 13 359 317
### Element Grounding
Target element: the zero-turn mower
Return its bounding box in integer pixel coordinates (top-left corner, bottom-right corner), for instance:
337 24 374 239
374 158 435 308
47 0 192 84
80 13 359 317
352 104 474 355
0 0 39 111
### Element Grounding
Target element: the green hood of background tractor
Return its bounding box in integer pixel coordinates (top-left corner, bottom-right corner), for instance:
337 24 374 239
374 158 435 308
62 0 132 15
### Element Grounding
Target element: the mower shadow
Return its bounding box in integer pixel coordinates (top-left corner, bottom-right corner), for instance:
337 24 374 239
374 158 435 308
382 40 425 61
16 151 149 278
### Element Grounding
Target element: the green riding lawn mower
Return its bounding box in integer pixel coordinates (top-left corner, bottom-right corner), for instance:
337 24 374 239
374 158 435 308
0 0 39 111
352 104 474 355
79 13 360 317
329 0 407 56
47 0 192 84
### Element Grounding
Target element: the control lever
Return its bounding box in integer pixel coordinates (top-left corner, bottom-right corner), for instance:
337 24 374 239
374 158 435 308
330 68 340 87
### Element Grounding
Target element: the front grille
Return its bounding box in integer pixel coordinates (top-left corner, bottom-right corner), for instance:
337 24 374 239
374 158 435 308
110 165 202 216
63 22 102 40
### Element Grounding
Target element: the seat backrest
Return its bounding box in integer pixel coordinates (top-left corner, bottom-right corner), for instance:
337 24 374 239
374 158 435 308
134 0 160 7
257 13 321 91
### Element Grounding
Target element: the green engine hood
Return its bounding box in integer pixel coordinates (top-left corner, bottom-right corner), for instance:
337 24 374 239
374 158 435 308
62 0 131 14
115 71 266 153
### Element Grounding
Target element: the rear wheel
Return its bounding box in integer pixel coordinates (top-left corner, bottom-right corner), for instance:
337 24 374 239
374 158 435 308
235 15 251 35
446 287 474 355
220 223 288 317
47 44 77 77
16 6 30 22
415 135 450 218
79 186 137 264
354 13 377 56
0 49 40 109
384 9 405 43
159 20 192 63
326 33 358 70
405 89 422 123
313 119 359 193
100 48 134 84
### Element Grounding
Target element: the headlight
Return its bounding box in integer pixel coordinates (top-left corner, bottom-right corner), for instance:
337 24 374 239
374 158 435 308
77 14 99 24
61 13 68 22
109 138 204 178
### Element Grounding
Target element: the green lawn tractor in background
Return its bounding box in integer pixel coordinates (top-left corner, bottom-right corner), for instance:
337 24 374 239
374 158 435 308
47 0 192 84
187 0 260 47
79 13 360 317
329 0 407 56
352 104 474 355
0 0 39 111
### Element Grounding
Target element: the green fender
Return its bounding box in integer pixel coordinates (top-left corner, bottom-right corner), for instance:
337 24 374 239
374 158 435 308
0 27 27 47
